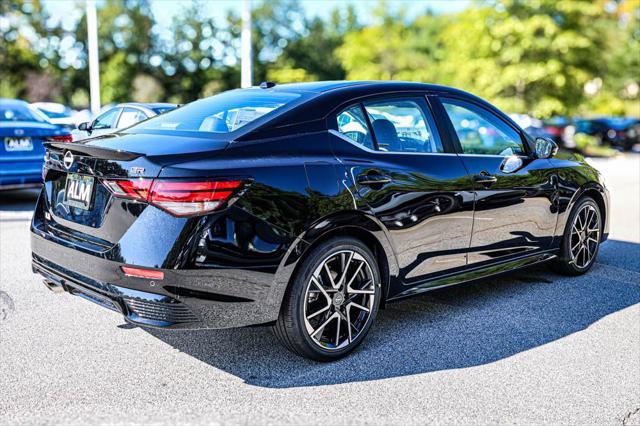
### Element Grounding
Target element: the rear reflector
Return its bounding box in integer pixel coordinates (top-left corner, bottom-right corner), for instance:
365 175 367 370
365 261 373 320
48 135 73 143
121 266 164 280
103 178 244 217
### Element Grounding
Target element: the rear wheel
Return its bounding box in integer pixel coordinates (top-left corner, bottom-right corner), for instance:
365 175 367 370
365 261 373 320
273 237 381 361
551 196 602 275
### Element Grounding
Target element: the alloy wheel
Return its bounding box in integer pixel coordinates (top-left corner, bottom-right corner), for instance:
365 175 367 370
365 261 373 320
302 250 376 351
569 203 601 269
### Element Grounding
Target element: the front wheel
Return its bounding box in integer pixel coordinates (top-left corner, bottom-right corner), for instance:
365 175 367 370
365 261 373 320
273 237 381 361
551 196 602 275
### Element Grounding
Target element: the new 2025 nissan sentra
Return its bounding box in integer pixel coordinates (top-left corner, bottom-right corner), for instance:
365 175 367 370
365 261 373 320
31 81 609 361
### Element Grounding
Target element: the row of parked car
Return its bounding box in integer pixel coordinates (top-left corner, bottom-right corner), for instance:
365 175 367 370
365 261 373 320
0 98 176 190
1 96 638 192
510 113 640 152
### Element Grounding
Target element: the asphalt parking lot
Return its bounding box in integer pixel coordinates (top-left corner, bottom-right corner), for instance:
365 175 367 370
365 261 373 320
1 155 639 425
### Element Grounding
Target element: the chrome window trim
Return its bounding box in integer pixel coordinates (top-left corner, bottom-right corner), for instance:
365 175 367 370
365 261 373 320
456 153 532 159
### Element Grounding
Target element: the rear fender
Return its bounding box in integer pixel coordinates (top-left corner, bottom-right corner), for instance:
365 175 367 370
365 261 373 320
267 210 399 313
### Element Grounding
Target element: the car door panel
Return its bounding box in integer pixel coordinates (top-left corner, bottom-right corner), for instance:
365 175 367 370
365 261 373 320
458 155 557 265
330 97 475 285
436 96 558 266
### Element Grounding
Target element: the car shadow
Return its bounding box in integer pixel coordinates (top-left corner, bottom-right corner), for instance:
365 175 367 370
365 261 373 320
142 239 640 388
0 188 40 212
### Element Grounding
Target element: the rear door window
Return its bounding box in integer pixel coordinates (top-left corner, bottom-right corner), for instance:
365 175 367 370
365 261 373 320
363 98 443 153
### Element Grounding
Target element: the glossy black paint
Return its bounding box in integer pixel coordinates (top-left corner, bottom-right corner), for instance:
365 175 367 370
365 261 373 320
31 81 610 329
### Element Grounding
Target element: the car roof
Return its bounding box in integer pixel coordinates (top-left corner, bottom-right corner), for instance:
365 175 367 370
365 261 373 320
115 102 176 109
31 102 70 112
0 98 29 106
268 80 465 95
238 80 522 141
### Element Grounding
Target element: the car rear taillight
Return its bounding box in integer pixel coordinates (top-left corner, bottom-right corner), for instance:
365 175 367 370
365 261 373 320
121 266 164 280
149 180 243 216
103 179 153 200
544 126 562 137
48 135 73 143
103 178 244 217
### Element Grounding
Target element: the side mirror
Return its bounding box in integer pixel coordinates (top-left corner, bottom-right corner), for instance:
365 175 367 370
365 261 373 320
77 122 89 131
535 137 558 159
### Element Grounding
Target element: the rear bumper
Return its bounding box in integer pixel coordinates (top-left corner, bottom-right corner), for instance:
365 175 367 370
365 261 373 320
0 182 41 191
0 159 43 188
0 168 42 190
30 229 283 330
32 254 200 328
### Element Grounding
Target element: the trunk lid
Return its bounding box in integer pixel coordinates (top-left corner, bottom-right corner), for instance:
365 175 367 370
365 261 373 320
0 121 64 161
42 132 231 247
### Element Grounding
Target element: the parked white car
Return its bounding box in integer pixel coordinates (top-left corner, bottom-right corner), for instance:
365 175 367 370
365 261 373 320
72 102 176 141
31 102 78 129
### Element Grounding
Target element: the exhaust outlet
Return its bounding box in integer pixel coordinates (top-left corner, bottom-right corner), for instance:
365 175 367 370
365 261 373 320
43 279 64 294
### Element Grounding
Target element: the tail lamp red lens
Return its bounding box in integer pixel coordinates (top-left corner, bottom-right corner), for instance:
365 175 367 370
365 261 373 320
103 178 243 217
543 126 562 137
48 134 73 143
121 266 164 280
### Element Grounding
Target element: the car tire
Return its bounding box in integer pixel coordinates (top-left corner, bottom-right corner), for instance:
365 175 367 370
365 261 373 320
273 237 381 362
550 196 602 276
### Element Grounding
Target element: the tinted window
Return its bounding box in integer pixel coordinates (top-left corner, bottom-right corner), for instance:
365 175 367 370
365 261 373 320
0 103 46 122
39 109 71 119
92 108 121 129
150 106 175 114
364 99 443 153
130 90 301 134
336 105 374 150
442 98 525 156
117 108 147 128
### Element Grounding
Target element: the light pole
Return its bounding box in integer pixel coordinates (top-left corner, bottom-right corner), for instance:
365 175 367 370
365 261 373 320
241 0 252 88
86 0 100 115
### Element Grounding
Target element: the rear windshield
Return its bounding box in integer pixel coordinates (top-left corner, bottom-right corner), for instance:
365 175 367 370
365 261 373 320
150 106 176 115
0 103 47 122
128 90 301 134
39 109 71 119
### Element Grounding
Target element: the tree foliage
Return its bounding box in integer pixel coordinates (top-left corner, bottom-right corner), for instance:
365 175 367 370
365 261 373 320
1 0 638 118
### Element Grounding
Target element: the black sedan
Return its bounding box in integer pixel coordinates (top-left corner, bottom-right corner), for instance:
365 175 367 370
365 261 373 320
31 81 609 361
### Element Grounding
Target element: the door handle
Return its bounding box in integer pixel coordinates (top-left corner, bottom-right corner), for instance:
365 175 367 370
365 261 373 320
473 172 497 186
357 174 392 186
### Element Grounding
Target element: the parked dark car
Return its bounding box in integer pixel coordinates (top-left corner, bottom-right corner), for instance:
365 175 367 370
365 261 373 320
1 98 71 191
575 117 640 151
542 116 577 148
31 82 609 361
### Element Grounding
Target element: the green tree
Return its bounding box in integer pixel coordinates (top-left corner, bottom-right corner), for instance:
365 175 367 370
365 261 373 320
68 0 156 105
336 6 446 82
226 0 306 85
269 6 361 82
156 1 225 103
439 0 611 117
0 0 65 100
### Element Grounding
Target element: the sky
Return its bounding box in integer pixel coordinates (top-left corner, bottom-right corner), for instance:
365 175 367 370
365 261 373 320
43 0 471 30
